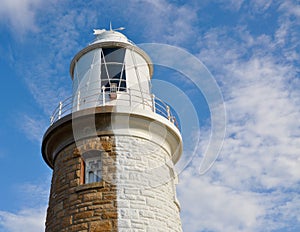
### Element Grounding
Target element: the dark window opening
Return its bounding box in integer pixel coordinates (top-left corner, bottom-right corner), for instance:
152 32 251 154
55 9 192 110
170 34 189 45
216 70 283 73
101 47 127 92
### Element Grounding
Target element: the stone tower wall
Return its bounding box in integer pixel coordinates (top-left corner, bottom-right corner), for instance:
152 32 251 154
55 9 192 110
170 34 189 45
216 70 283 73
45 134 182 232
45 136 118 232
116 136 182 232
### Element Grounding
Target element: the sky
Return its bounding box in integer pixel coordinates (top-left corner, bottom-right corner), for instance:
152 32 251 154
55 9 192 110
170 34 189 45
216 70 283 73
0 0 300 231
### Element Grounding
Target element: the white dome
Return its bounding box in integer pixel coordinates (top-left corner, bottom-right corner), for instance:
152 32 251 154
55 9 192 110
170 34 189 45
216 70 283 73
91 30 132 45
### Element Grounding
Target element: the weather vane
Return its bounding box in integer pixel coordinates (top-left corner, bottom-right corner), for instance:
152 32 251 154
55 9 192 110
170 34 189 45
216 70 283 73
93 22 125 35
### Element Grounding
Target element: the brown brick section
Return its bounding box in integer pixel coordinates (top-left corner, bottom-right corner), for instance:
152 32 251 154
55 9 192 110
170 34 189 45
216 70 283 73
45 136 118 232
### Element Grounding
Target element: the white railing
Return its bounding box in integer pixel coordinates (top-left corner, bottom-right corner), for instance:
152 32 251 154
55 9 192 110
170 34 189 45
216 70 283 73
50 87 179 129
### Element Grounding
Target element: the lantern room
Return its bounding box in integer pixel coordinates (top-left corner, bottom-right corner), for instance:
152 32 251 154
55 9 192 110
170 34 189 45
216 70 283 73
69 29 154 112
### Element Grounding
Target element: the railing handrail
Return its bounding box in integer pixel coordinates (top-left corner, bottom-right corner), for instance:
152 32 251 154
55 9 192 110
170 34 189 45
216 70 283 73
50 87 180 129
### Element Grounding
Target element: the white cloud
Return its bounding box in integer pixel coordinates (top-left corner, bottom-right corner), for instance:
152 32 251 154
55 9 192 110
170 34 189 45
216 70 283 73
6 1 300 231
176 4 300 230
17 182 50 208
215 0 272 13
0 181 49 232
126 0 199 45
178 165 265 232
216 0 245 11
0 0 43 34
251 0 272 12
279 0 300 18
18 114 48 143
19 3 99 115
275 1 300 62
0 208 46 232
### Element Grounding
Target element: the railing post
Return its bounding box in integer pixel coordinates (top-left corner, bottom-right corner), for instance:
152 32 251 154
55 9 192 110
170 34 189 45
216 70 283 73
171 116 175 123
152 94 156 112
129 88 132 107
77 91 81 111
50 116 54 125
58 101 63 119
166 105 171 121
77 91 81 110
102 85 106 106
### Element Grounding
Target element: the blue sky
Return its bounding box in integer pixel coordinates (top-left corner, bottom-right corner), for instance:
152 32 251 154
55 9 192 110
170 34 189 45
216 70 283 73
0 0 300 231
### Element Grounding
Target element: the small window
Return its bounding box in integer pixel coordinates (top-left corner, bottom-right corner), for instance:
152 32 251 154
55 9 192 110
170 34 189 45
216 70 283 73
82 150 102 184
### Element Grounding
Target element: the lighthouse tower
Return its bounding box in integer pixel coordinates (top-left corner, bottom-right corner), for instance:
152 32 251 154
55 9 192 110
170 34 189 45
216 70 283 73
42 28 183 231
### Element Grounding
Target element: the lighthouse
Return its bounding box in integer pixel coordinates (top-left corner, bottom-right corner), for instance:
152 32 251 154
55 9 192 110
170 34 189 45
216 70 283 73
42 28 183 231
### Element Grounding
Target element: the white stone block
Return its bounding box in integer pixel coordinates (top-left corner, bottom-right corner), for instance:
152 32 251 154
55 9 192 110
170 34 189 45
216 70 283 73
117 136 182 232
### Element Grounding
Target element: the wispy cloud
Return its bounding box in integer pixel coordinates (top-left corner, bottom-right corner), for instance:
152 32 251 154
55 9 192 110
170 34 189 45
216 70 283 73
17 181 50 209
0 208 46 232
250 0 272 13
215 0 245 11
17 114 48 143
276 1 300 64
0 181 49 232
178 161 266 232
215 0 272 12
0 0 43 35
17 3 98 115
6 1 300 231
177 3 300 230
279 0 300 18
123 0 199 45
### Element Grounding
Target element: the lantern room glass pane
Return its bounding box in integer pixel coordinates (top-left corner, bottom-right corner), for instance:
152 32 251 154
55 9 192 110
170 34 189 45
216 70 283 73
101 47 126 92
102 47 126 63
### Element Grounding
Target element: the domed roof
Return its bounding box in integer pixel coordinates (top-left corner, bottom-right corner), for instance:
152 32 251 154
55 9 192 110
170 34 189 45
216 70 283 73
91 29 133 45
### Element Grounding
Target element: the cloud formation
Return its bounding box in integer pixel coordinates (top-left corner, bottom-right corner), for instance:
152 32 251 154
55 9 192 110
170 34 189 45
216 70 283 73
177 2 300 231
0 208 46 232
3 1 299 231
0 181 49 232
0 0 43 34
17 114 48 143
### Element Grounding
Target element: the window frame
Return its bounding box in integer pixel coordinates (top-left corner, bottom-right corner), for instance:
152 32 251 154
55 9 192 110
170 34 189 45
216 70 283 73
81 150 103 184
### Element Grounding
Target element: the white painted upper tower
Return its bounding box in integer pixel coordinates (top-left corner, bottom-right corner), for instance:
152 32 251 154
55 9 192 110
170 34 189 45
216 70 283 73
42 28 183 231
70 29 153 114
